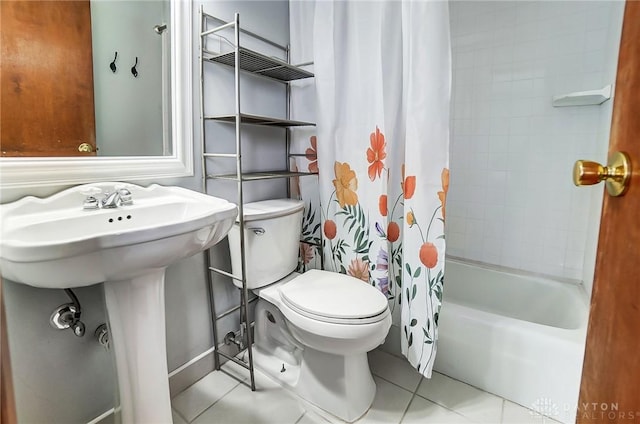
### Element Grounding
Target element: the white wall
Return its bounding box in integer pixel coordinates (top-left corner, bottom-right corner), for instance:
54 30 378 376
1 1 290 422
446 1 624 285
2 282 116 423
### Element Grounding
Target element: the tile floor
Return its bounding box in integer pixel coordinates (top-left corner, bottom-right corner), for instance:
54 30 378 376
171 349 561 424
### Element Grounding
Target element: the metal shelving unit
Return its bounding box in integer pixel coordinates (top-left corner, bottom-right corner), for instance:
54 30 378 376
205 170 318 181
205 113 314 127
199 9 316 390
203 48 314 81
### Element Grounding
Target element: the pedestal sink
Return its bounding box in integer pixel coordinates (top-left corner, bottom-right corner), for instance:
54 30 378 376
0 182 237 423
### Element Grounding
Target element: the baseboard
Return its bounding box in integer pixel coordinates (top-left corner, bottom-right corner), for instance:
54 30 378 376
168 342 241 397
86 408 116 424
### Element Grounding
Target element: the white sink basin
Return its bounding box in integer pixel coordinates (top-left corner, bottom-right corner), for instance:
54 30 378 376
0 182 237 424
0 182 237 288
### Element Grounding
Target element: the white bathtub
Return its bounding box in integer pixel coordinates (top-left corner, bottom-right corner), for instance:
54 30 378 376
433 259 589 424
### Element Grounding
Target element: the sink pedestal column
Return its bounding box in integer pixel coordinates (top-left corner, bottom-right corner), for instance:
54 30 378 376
104 269 173 424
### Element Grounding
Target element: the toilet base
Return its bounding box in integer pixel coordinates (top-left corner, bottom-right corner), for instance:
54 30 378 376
248 299 377 422
249 346 376 422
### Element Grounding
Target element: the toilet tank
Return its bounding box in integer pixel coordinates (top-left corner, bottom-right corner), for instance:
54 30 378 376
228 199 305 289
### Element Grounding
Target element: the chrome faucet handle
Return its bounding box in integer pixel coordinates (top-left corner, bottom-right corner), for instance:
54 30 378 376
100 191 120 209
115 184 133 206
83 197 100 210
80 187 102 210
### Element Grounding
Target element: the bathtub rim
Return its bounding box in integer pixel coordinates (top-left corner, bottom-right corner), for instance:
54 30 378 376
442 256 591 331
445 255 589 293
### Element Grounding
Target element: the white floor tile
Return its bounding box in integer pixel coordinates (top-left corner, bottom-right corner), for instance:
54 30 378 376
217 359 251 381
295 400 344 424
502 401 562 424
401 396 474 424
296 411 333 424
221 359 288 390
368 349 422 392
171 370 241 422
170 350 537 424
221 360 341 423
172 409 188 424
356 376 413 424
417 372 504 423
191 382 307 424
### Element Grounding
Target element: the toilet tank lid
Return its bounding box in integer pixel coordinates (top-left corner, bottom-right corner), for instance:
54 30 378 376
236 199 304 222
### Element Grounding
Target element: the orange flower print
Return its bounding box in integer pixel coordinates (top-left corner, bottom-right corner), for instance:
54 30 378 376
305 136 318 174
379 194 388 217
324 220 337 240
419 243 438 268
366 127 386 181
300 243 314 264
406 211 415 227
347 258 369 282
401 164 416 200
438 168 450 219
387 222 400 242
333 161 358 208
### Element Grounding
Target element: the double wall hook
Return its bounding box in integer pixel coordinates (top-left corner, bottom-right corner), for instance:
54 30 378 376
131 57 139 78
109 51 118 73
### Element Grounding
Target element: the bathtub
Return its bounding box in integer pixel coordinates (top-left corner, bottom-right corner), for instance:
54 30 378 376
433 258 589 424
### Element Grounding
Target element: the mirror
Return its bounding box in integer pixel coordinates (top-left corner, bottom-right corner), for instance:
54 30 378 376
0 0 193 189
2 0 170 157
90 0 171 157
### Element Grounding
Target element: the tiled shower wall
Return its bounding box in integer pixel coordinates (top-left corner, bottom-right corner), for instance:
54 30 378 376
446 1 624 282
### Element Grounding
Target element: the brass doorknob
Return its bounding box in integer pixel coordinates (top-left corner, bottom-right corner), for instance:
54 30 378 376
78 142 93 153
573 151 631 197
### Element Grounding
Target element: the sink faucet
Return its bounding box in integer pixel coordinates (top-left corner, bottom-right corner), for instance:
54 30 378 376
101 187 133 209
81 185 133 210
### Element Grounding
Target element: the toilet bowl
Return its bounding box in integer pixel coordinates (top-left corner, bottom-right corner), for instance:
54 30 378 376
228 199 392 422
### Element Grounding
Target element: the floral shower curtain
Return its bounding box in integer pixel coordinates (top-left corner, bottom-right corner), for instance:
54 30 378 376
290 0 451 377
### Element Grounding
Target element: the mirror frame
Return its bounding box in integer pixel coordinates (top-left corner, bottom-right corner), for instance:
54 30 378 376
0 0 193 190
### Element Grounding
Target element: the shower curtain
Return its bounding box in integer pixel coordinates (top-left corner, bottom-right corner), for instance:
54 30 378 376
290 0 451 377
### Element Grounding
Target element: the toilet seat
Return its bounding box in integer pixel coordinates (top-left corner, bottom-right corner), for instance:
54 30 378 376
278 270 389 325
254 269 392 356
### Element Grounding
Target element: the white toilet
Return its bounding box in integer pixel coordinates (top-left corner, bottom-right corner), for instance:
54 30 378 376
228 199 391 422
